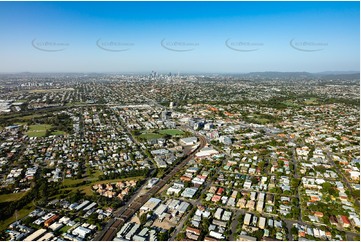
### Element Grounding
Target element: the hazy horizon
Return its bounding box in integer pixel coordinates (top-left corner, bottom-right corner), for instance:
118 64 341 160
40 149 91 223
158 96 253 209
0 70 360 74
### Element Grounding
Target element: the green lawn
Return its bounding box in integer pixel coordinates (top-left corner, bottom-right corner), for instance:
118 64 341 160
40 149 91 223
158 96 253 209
62 178 86 187
138 129 185 140
81 186 95 196
89 170 102 180
59 225 71 234
304 97 318 105
59 226 71 234
0 192 28 203
0 203 35 232
62 169 103 187
159 129 184 136
282 100 300 107
26 124 52 137
51 130 66 136
156 169 166 178
28 88 74 93
139 133 164 140
15 122 27 126
254 118 269 124
18 114 44 120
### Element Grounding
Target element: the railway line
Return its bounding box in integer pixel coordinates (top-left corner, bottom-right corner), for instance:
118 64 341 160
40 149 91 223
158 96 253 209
98 135 207 241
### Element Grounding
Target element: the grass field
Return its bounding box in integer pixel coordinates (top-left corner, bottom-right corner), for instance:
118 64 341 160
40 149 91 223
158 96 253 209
282 100 300 107
19 114 44 120
0 203 35 232
139 133 164 140
62 178 86 187
51 130 66 136
15 122 27 126
251 115 270 124
0 192 28 203
304 97 318 105
254 118 269 124
62 169 103 187
28 88 74 93
159 129 184 136
26 124 52 137
138 129 185 140
81 186 93 196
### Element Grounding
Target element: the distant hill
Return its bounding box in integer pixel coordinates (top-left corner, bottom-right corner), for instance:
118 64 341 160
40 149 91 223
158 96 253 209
315 71 359 75
239 71 360 80
248 71 314 79
315 73 360 80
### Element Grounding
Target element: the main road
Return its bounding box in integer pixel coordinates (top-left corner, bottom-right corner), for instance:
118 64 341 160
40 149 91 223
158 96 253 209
96 134 207 241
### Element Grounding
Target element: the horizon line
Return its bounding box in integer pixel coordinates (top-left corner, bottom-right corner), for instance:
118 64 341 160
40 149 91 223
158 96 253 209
0 70 359 75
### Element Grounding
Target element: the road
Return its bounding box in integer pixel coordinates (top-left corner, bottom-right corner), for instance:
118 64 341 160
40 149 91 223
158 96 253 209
229 210 243 240
97 135 207 241
168 145 221 241
169 209 192 241
325 150 360 206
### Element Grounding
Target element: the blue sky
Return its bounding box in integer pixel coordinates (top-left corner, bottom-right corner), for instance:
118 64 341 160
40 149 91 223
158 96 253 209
0 1 359 73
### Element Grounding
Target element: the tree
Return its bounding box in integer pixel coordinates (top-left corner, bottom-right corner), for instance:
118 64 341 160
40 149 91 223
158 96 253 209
139 212 148 225
87 168 95 178
158 231 168 241
250 176 259 184
322 182 337 196
252 229 264 240
291 178 300 188
201 218 210 232
175 232 185 241
76 172 83 179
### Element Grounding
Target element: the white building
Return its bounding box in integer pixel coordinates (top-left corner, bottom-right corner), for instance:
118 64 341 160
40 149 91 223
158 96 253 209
209 231 225 240
24 229 47 241
258 217 266 229
219 136 232 145
214 208 223 220
244 213 252 225
180 137 198 146
72 226 91 239
140 198 161 212
195 147 219 158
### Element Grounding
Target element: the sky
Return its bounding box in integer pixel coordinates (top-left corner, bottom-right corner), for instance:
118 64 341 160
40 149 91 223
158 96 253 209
0 1 359 73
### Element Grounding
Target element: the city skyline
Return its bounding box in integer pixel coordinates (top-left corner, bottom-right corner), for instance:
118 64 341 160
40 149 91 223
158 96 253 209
0 1 359 73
